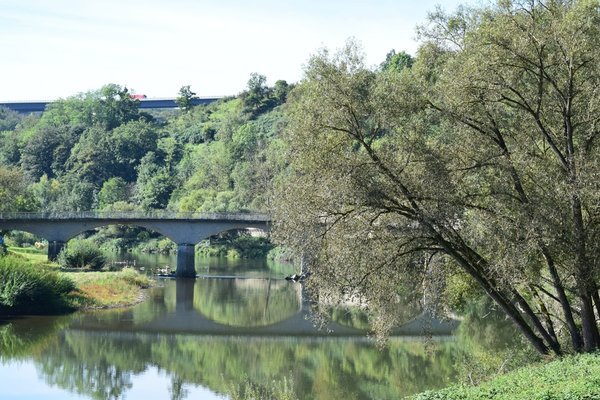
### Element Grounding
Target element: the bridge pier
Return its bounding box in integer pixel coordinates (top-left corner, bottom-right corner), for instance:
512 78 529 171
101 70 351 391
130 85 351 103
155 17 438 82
48 240 65 261
176 243 196 278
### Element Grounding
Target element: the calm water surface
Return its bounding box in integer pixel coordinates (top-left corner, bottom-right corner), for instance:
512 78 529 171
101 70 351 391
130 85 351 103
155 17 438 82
0 255 520 400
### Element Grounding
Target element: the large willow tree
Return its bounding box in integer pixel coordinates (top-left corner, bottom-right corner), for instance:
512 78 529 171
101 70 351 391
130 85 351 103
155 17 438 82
274 0 600 355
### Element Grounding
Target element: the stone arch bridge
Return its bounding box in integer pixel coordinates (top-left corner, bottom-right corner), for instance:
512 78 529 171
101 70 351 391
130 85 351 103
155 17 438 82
0 211 270 277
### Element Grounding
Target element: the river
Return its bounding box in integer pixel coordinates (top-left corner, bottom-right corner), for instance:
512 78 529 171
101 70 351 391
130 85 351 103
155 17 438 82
0 254 526 400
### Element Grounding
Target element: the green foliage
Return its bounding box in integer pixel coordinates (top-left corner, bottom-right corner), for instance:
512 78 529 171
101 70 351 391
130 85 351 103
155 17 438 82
0 255 76 314
274 1 600 355
176 85 198 112
134 237 176 254
411 353 600 400
134 152 176 210
228 374 299 400
195 232 272 259
29 175 61 212
110 120 159 181
3 231 40 247
442 270 483 314
0 106 22 132
0 77 287 215
241 73 276 118
231 235 274 258
20 123 82 180
66 126 115 185
98 177 129 209
57 239 107 270
0 167 36 212
53 174 96 211
380 49 414 72
42 84 145 131
241 73 291 119
113 266 151 288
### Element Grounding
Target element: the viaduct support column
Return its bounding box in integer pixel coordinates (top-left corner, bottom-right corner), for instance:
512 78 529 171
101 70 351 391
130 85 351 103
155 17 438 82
176 243 196 278
48 240 65 261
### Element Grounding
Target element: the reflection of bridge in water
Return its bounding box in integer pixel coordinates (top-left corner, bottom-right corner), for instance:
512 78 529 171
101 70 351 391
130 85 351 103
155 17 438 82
0 212 270 277
71 279 459 337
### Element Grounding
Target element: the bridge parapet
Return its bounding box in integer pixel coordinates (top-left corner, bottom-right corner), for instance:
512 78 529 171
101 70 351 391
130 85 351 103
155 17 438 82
0 211 271 222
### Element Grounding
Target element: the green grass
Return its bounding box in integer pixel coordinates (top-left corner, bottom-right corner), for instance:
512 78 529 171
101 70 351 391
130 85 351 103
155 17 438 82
0 254 75 315
4 248 153 311
63 267 152 309
411 353 600 400
7 246 50 264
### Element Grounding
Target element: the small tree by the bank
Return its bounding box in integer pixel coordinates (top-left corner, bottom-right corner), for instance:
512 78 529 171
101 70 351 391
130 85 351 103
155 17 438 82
274 0 600 356
58 239 107 270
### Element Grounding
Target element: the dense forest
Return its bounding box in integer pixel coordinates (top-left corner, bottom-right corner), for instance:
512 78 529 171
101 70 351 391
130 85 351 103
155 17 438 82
0 76 292 215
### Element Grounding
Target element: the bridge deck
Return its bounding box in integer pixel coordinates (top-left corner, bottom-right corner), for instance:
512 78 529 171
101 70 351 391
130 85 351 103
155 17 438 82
0 211 270 222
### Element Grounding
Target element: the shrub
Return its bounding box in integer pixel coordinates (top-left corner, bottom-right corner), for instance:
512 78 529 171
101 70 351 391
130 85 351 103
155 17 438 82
4 231 40 247
232 236 273 258
0 255 76 314
134 238 176 254
196 234 274 258
57 239 107 270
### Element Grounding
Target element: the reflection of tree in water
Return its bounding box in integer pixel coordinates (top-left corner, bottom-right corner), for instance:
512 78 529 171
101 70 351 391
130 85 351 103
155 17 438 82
0 296 534 400
35 331 150 400
169 375 188 400
2 323 465 399
192 278 301 327
0 316 70 360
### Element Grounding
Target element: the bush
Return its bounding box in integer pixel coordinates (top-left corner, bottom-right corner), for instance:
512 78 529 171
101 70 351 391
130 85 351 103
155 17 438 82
232 236 273 258
134 238 176 254
4 231 40 247
196 234 274 259
0 255 76 314
266 246 294 263
57 239 107 270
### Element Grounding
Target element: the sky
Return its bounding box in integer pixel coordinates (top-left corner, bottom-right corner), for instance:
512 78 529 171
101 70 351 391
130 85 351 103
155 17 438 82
1 0 476 101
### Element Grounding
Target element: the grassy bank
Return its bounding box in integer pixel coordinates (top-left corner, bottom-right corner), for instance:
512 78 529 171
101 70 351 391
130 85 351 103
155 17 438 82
1 250 152 313
62 267 151 309
411 352 600 400
7 246 50 265
0 255 75 315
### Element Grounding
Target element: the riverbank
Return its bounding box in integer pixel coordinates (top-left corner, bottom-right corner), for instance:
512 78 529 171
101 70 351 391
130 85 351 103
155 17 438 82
411 352 600 399
0 251 152 314
63 268 152 309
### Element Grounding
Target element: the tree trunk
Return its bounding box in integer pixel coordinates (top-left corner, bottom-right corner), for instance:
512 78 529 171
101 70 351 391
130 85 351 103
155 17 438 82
541 247 583 352
593 287 600 321
439 239 552 355
572 196 600 351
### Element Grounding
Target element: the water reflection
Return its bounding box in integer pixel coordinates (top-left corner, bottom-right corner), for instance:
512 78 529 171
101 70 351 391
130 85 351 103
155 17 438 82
109 251 295 278
1 322 460 400
0 277 530 400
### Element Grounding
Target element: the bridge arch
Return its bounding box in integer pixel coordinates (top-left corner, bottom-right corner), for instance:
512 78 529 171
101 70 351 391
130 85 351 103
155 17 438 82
0 212 271 277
